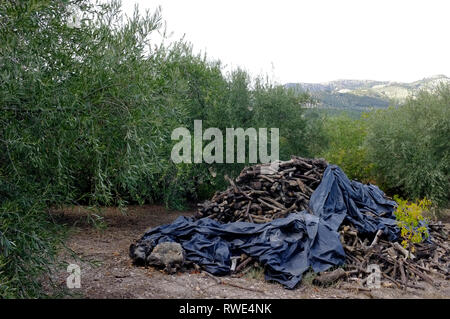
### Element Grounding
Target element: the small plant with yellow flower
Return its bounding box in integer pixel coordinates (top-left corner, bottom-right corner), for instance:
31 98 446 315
393 196 431 258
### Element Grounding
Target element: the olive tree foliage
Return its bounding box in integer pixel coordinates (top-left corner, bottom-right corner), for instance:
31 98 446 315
0 0 323 297
251 78 317 161
365 85 450 206
319 113 375 182
1 0 183 206
0 0 214 297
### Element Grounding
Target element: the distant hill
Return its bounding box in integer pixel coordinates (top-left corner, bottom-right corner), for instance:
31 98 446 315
286 75 450 114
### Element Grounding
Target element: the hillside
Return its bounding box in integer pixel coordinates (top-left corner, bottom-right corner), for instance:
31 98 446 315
286 75 450 113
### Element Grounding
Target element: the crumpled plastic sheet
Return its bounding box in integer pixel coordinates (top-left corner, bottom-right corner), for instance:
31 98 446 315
130 165 399 289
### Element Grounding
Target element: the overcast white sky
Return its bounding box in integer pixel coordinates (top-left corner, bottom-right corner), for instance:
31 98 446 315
121 0 450 84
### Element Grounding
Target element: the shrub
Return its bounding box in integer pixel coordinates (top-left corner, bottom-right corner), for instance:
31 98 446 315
251 78 316 160
0 0 324 296
394 196 430 254
319 113 375 182
365 85 450 206
0 182 65 298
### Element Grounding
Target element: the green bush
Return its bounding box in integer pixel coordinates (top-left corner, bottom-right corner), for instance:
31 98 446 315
394 196 430 254
319 113 375 182
365 85 450 206
0 188 65 298
251 78 317 160
0 0 325 296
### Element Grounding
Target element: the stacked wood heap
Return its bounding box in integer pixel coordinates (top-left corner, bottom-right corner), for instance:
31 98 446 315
333 222 450 289
227 223 449 289
194 156 449 289
195 156 328 223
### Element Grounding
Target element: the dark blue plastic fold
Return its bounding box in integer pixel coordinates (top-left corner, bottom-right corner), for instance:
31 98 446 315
132 165 399 288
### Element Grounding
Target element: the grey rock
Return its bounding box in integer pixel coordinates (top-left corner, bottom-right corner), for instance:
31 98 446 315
147 242 185 274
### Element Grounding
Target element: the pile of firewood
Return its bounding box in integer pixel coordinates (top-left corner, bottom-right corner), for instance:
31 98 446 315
333 222 450 289
194 156 449 288
227 222 449 289
195 156 328 223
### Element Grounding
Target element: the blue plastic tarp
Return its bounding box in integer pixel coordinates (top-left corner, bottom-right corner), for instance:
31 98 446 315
130 165 399 289
310 165 399 240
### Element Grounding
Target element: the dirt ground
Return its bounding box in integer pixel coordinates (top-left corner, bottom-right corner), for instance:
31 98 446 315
46 205 450 299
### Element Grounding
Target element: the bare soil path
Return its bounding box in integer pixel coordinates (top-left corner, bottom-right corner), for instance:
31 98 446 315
47 205 450 299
